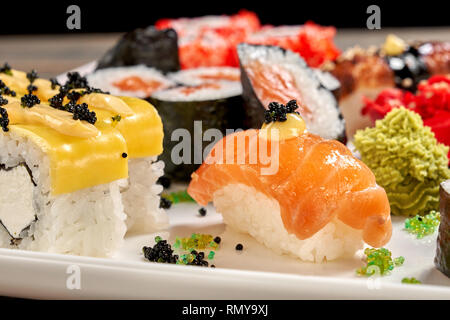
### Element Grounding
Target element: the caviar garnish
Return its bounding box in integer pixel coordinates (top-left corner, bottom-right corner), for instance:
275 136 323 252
121 152 128 158
67 90 82 103
48 92 65 109
0 96 8 106
401 277 421 284
143 235 219 267
111 114 122 123
161 190 195 204
404 210 440 239
0 80 16 97
50 78 60 90
142 240 178 264
21 94 40 108
211 264 216 268
159 197 172 209
264 100 300 124
69 102 96 124
27 84 37 94
26 70 38 84
0 63 12 76
214 236 221 244
198 207 207 216
65 72 90 90
0 105 9 132
157 176 171 189
235 243 243 251
356 248 405 277
174 233 218 251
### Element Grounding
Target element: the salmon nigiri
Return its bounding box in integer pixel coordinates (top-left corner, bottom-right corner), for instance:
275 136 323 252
188 101 392 262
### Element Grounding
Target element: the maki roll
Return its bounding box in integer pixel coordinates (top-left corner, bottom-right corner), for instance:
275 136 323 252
96 27 180 73
149 79 244 181
238 43 345 140
436 180 450 278
0 67 167 257
188 103 392 262
87 65 175 98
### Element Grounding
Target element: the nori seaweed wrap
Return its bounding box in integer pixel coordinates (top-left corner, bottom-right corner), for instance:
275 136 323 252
149 81 244 181
96 27 180 73
435 180 450 278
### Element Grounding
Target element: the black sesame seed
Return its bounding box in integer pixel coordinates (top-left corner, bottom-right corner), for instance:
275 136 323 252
235 243 243 251
159 197 172 209
198 207 207 216
122 152 128 158
213 236 221 244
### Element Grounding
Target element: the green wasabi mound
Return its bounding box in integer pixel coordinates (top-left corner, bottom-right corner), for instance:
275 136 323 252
354 107 450 216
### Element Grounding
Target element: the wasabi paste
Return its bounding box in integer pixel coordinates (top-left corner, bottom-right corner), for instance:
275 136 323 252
354 107 450 216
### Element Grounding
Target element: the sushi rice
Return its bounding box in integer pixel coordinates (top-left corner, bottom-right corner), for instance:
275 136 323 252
213 184 363 263
0 130 167 257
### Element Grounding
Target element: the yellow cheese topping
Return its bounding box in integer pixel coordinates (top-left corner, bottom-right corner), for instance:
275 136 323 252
0 69 164 194
9 125 128 195
4 98 99 138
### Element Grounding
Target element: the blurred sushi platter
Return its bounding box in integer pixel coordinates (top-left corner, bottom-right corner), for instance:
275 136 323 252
0 10 450 299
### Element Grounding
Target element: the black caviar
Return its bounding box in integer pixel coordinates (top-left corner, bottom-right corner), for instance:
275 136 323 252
235 243 243 251
47 72 107 124
67 90 82 103
159 197 172 209
121 152 128 158
143 240 178 264
188 250 209 267
213 236 221 244
71 102 97 124
0 63 12 76
0 104 9 132
157 176 172 189
21 94 40 108
27 84 37 94
0 80 16 97
26 70 38 84
198 207 207 216
264 100 300 124
50 78 60 90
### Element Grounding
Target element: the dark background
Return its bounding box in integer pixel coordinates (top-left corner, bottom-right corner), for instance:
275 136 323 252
0 0 448 34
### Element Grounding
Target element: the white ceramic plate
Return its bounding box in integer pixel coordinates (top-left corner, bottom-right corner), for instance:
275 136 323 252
0 202 449 299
